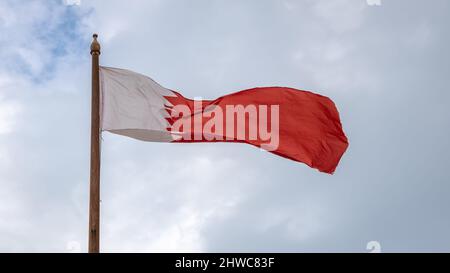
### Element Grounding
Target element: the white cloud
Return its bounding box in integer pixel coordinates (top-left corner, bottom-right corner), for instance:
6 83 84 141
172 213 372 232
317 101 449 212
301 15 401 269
312 0 366 33
0 98 20 135
0 73 22 135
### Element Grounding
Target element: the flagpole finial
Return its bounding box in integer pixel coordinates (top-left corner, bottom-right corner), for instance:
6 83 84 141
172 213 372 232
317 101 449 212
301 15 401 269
90 33 101 55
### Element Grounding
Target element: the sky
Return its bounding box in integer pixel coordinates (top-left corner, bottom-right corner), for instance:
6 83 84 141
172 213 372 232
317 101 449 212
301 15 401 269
0 0 450 253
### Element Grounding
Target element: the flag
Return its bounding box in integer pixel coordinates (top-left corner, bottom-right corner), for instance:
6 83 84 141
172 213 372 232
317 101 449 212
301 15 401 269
99 66 348 174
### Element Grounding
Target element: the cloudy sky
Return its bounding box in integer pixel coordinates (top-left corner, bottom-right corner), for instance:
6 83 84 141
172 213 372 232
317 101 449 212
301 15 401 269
1 0 450 252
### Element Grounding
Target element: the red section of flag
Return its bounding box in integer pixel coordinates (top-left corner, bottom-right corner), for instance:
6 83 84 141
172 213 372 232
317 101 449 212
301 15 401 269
164 87 348 174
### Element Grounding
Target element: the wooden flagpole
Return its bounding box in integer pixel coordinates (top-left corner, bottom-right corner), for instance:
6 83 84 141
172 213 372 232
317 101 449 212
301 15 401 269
89 33 101 253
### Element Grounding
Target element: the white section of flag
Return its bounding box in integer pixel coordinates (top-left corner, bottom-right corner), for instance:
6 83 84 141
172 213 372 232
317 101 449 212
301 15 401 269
99 66 176 142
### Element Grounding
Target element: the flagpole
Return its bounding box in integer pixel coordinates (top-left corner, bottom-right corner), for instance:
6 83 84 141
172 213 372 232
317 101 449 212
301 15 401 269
89 33 101 253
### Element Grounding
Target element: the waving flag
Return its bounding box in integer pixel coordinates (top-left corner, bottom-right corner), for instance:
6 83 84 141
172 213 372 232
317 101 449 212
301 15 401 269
99 66 348 174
